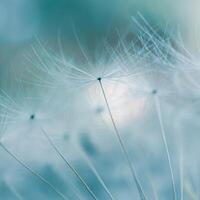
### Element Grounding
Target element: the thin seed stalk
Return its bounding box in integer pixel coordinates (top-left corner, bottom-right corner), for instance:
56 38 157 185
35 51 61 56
0 143 68 200
42 129 98 200
98 78 147 200
154 96 176 200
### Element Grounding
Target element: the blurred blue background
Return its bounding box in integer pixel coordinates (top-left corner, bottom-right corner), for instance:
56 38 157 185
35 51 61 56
0 1 200 200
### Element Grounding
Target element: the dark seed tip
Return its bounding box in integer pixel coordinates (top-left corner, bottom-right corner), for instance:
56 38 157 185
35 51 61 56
30 114 35 120
152 89 157 95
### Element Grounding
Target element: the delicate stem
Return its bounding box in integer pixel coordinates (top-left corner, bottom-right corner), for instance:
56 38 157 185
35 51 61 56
154 96 176 200
149 178 158 200
0 143 68 200
180 146 184 200
178 113 184 200
6 182 24 200
42 129 98 200
82 153 115 200
98 78 147 200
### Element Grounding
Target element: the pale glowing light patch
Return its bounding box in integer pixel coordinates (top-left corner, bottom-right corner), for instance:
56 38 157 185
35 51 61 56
88 80 147 127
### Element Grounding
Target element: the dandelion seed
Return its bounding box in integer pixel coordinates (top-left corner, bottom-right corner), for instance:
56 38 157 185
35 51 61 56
26 34 152 198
